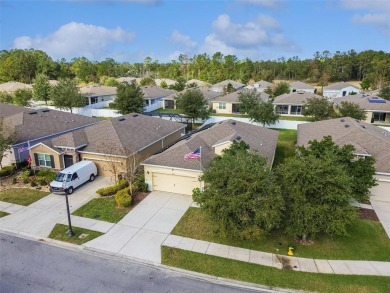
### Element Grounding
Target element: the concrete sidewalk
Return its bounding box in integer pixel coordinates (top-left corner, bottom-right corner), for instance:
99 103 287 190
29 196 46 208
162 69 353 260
162 235 390 277
83 191 193 263
370 181 390 238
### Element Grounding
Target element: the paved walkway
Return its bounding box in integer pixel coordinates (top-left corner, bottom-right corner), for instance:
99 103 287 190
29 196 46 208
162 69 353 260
83 191 193 263
370 181 390 238
162 235 390 276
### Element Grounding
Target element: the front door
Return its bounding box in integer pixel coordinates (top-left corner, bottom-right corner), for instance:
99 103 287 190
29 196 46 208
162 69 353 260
64 155 73 168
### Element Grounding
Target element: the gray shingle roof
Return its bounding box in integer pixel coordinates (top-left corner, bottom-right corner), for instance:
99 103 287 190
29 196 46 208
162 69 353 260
254 80 273 88
79 85 116 97
163 88 221 101
1 103 99 144
324 82 359 91
47 114 186 156
141 86 177 100
213 90 269 103
143 119 279 171
333 93 390 111
290 81 315 90
210 80 245 89
273 91 322 105
297 117 390 173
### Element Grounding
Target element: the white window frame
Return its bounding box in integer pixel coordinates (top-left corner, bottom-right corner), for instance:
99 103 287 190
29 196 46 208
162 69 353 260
218 103 226 109
37 153 52 167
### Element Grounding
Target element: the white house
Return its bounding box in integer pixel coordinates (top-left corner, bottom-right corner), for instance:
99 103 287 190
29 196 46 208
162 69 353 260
323 82 360 99
289 81 316 94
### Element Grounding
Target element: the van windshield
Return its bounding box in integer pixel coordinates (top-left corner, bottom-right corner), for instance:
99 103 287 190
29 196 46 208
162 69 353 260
55 173 71 182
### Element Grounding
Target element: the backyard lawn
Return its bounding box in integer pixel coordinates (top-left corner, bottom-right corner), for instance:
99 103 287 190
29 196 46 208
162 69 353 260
0 211 9 218
48 224 103 245
72 196 131 223
152 108 183 114
172 207 390 261
0 188 50 206
162 247 390 293
273 128 297 167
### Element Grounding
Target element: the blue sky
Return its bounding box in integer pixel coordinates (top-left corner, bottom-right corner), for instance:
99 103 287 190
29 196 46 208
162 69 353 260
1 0 389 63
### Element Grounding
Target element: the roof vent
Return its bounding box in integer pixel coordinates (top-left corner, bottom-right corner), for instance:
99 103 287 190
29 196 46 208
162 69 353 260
340 119 345 122
28 111 37 115
231 121 236 125
132 114 139 117
118 117 125 121
361 125 366 129
42 109 50 112
344 124 350 128
236 136 241 141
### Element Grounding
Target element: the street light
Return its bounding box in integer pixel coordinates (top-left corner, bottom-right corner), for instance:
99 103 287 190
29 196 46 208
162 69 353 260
62 180 75 237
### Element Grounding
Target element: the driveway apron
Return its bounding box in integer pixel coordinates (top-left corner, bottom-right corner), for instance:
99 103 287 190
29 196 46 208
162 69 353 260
83 191 193 263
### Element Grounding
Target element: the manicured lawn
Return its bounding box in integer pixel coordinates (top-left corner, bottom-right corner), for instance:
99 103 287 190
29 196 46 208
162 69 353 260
0 188 50 206
0 211 9 218
152 108 183 114
273 128 297 167
162 247 390 293
72 196 131 223
279 116 314 121
211 113 249 118
172 208 390 261
48 224 103 245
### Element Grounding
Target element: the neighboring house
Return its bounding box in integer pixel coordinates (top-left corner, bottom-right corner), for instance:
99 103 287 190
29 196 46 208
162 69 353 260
273 91 322 116
297 117 390 177
162 89 221 110
143 119 279 195
0 103 99 167
79 85 117 108
333 93 390 125
116 77 140 84
209 80 245 93
253 80 273 92
212 90 269 114
289 81 316 93
186 79 210 89
29 113 186 176
155 78 177 87
323 82 361 99
0 81 32 93
141 86 177 112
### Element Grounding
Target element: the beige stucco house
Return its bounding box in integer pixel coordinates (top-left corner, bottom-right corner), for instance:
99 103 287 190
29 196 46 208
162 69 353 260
29 114 186 177
273 91 322 116
297 117 390 177
212 90 269 114
162 88 221 110
143 119 279 195
333 93 390 125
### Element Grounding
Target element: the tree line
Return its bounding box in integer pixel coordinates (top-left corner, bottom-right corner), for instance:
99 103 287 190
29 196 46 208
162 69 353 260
1 49 389 89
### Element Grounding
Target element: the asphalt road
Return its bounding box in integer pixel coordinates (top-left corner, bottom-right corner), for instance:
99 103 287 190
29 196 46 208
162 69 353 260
0 233 274 293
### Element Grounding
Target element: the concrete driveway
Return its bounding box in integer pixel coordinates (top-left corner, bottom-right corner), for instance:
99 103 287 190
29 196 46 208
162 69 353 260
370 181 390 238
83 191 193 263
0 176 110 237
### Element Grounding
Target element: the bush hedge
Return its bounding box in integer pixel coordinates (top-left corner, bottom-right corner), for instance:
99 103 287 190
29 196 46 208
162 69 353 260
96 180 129 197
0 165 16 177
36 169 56 181
115 188 132 207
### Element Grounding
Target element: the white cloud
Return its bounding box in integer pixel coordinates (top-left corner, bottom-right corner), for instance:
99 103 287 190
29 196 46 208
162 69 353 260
169 30 197 50
237 0 284 9
200 13 297 56
13 22 135 60
341 0 390 35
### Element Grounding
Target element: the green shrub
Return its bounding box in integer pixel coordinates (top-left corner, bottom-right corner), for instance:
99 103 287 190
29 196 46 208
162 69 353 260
37 178 48 186
31 181 37 187
96 180 129 197
12 177 18 184
0 165 16 177
21 169 32 180
135 174 148 192
115 188 132 207
23 178 30 184
36 169 56 181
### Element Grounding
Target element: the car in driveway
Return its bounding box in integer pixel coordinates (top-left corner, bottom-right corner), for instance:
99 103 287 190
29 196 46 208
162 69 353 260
50 160 97 194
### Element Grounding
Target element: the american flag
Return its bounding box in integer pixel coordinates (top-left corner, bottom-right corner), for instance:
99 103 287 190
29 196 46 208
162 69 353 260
184 147 201 160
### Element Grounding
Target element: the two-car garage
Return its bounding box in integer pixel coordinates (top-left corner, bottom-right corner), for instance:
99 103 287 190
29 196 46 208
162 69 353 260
144 165 202 196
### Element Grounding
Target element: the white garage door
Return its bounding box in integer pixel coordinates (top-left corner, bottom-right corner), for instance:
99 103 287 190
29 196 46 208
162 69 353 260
152 173 199 195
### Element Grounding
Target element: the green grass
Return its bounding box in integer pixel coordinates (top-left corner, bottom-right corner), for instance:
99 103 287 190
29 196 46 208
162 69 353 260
0 188 50 206
48 224 103 245
279 115 314 121
272 128 297 167
172 208 390 261
72 196 131 223
0 211 10 218
211 113 249 118
93 116 112 120
162 247 390 293
152 108 183 114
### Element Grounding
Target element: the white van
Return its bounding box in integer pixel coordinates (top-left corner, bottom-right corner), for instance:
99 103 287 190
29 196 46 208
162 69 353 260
50 160 97 194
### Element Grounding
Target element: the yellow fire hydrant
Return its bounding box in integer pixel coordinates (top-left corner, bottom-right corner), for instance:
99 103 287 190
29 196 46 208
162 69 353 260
288 246 294 256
